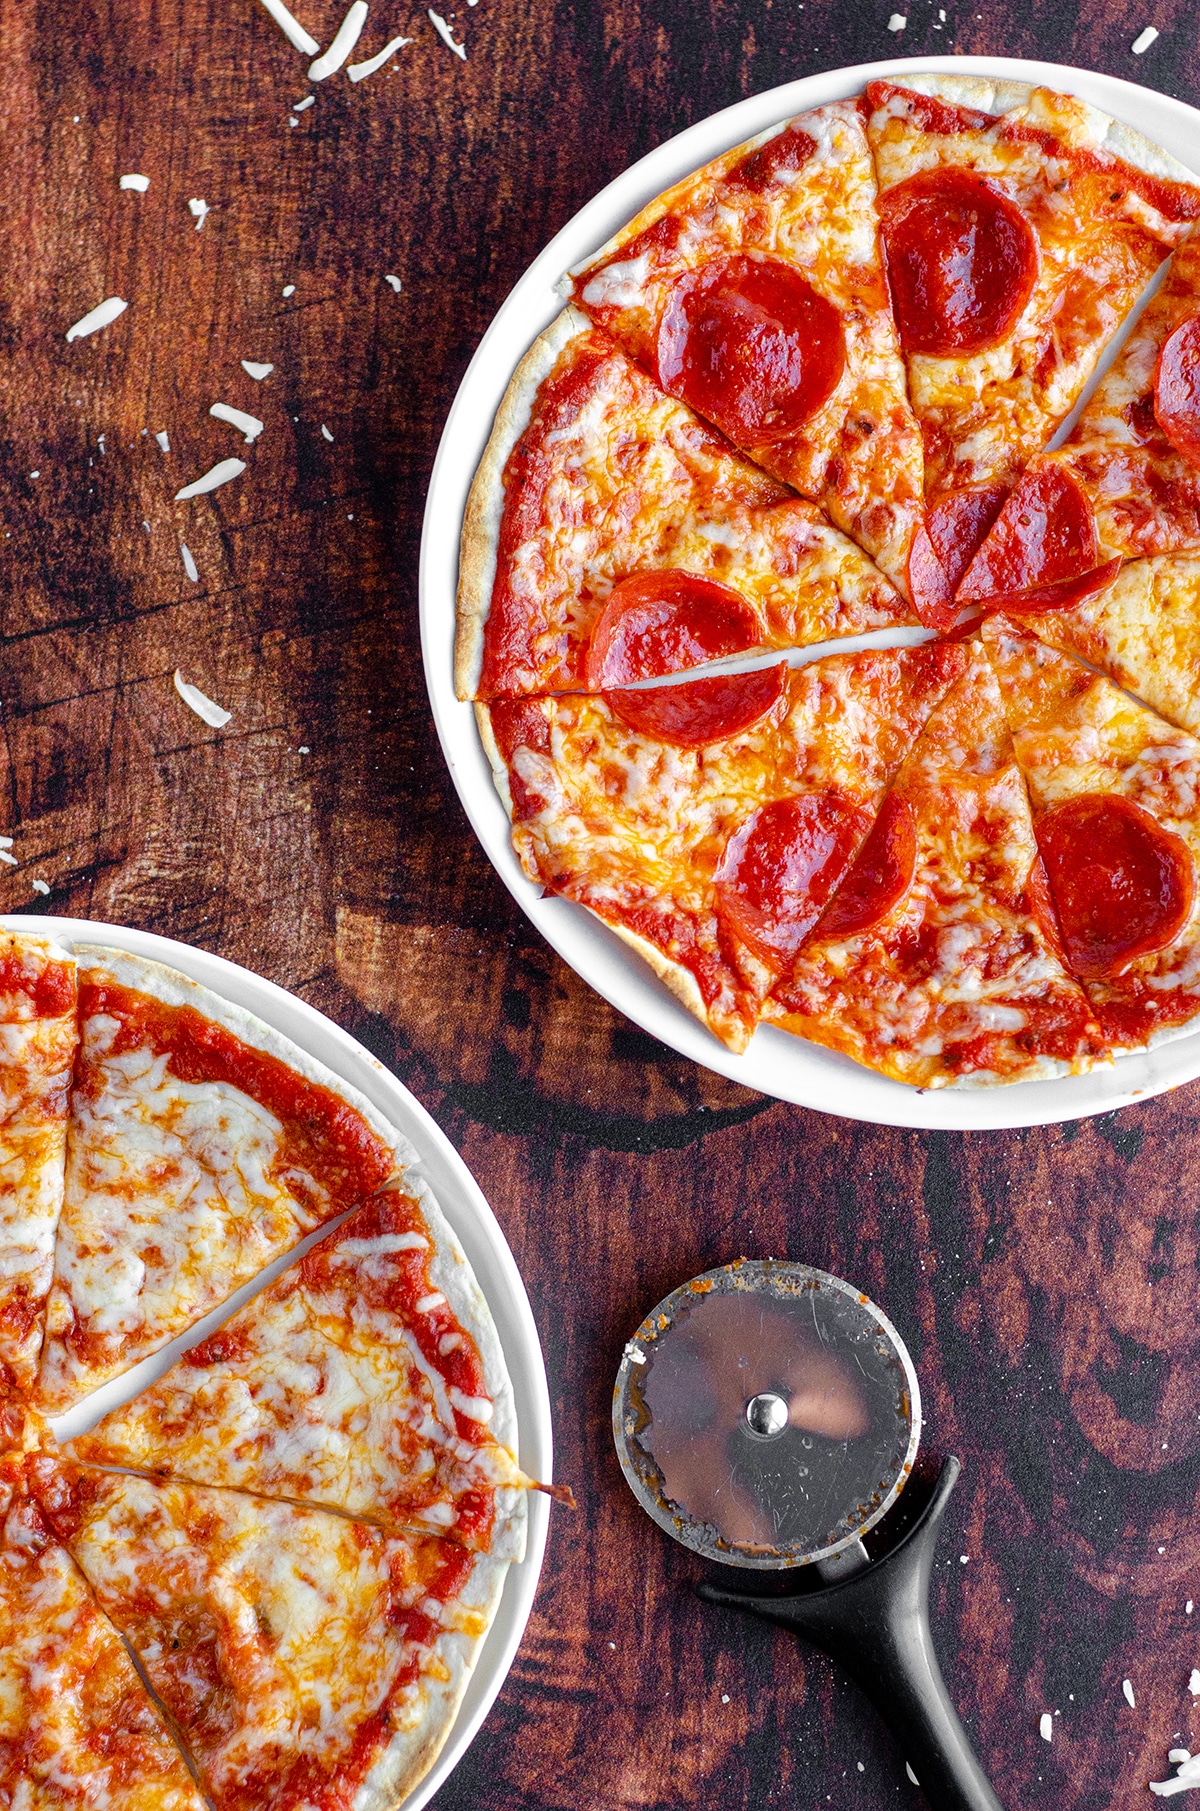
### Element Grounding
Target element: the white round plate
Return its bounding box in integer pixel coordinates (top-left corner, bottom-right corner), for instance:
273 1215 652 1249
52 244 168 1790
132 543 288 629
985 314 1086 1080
3 914 551 1811
421 56 1200 1131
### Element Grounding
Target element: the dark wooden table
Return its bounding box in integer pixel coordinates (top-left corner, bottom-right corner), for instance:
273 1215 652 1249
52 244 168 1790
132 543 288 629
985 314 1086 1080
4 2 1200 1805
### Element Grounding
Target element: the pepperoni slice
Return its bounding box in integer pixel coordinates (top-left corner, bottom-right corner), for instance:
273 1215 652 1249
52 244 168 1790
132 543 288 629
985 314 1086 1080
585 572 763 690
956 463 1099 603
1154 315 1200 468
815 793 917 940
880 167 1038 358
604 663 785 748
907 484 1009 630
972 557 1122 617
656 255 846 447
1036 794 1195 980
714 792 871 967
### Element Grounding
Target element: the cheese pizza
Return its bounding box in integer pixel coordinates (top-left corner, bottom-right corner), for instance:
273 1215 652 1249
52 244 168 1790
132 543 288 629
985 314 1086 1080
481 643 966 1051
457 306 914 701
30 1456 506 1811
0 932 76 1392
0 930 539 1809
570 99 926 592
984 619 1200 1050
37 946 407 1411
70 1189 531 1559
0 1450 208 1811
865 76 1200 625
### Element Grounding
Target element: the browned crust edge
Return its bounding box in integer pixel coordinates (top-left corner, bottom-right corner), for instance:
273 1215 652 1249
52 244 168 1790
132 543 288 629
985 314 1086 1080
454 306 591 702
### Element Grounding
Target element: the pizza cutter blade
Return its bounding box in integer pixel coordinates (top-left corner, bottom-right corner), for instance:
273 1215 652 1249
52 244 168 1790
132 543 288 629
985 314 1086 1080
612 1260 1002 1811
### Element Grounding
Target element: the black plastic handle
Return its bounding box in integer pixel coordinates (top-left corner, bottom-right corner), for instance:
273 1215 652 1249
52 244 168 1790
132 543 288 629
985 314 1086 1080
697 1456 1003 1811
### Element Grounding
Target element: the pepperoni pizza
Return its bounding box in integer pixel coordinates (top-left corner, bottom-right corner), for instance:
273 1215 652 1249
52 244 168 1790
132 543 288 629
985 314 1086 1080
0 929 547 1808
460 73 1200 1091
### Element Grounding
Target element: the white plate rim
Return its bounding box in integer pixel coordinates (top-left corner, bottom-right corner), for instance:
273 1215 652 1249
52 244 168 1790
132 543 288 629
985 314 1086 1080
1 912 552 1811
420 55 1200 1131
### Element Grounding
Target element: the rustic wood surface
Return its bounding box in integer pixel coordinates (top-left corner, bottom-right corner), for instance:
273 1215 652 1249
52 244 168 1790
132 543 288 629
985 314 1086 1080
4 2 1200 1805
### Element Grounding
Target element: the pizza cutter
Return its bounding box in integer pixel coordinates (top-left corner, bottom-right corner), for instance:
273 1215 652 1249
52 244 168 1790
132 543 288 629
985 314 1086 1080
612 1260 1002 1811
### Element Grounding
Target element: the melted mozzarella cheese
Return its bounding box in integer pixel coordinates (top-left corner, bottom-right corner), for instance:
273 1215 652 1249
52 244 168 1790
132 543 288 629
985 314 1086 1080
38 1007 330 1412
69 1202 528 1555
53 1469 502 1807
0 1478 206 1810
0 937 76 1391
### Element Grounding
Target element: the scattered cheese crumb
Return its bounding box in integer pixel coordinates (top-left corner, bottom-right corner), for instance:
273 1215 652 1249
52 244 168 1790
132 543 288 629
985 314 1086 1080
607 1641 616 1649
257 0 320 56
241 360 274 380
415 1291 447 1313
0 849 17 868
1190 1670 1200 1696
298 745 311 753
1123 1678 1136 1709
309 1 368 79
155 430 170 452
174 459 246 500
283 284 296 297
1188 1601 1195 1615
294 94 316 110
906 1764 919 1786
385 273 402 292
66 297 128 342
180 544 198 582
210 402 264 443
1132 25 1159 52
1152 1752 1200 1796
173 671 231 728
119 173 150 192
321 422 334 442
721 1694 730 1704
289 116 299 127
28 472 39 481
348 33 412 79
428 9 466 57
1039 1713 1053 1742
959 1555 969 1564
856 1763 864 1773
887 11 906 27
30 879 50 896
188 198 209 230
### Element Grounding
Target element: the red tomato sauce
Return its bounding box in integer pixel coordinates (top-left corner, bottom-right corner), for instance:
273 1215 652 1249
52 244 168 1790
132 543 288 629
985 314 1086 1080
0 952 76 1020
78 980 396 1212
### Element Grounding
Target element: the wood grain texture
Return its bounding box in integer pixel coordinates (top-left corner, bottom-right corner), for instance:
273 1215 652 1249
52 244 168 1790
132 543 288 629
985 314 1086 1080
3 1 1200 1804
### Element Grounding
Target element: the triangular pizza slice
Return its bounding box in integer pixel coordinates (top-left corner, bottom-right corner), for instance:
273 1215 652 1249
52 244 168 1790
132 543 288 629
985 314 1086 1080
37 947 408 1412
69 1190 533 1558
959 228 1200 713
0 931 76 1392
29 1457 507 1811
865 77 1200 625
569 101 925 593
984 618 1200 1051
0 1445 206 1811
765 644 1107 1086
457 308 914 700
479 642 967 1052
